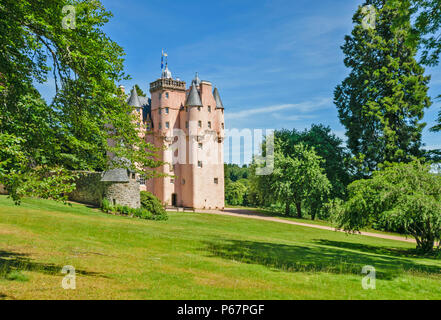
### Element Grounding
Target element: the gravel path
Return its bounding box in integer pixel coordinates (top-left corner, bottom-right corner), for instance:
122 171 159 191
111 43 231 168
178 208 417 244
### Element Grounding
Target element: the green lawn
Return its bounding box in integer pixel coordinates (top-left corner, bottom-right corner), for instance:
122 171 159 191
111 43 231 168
0 195 440 300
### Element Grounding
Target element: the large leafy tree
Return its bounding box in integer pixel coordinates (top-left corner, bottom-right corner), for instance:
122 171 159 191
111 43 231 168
252 142 331 219
0 0 162 201
333 161 441 253
275 125 350 199
335 0 432 177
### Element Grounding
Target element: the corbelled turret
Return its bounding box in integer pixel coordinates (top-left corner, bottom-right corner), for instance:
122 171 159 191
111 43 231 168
127 86 141 108
213 87 224 109
186 84 202 107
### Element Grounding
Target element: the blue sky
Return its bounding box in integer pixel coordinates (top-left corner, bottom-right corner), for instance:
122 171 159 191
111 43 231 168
39 0 441 164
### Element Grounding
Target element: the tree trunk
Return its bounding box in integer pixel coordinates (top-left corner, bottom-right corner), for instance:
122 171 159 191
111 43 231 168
285 201 290 216
296 202 302 218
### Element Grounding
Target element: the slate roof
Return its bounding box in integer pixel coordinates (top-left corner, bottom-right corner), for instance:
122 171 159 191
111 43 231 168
126 87 152 126
101 168 130 182
213 87 224 109
186 85 202 107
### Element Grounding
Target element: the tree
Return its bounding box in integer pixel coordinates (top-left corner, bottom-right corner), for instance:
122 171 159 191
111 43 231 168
334 0 432 177
0 1 162 201
261 143 331 218
225 179 247 206
333 161 441 253
276 125 350 199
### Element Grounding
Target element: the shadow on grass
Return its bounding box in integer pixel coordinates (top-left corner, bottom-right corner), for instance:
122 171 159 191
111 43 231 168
204 239 441 280
313 239 440 260
0 250 104 281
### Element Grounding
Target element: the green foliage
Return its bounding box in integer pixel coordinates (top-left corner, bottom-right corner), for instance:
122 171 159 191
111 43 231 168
225 180 248 206
100 195 168 221
335 0 432 177
140 191 167 219
252 141 331 219
275 125 350 199
0 0 163 202
333 161 441 253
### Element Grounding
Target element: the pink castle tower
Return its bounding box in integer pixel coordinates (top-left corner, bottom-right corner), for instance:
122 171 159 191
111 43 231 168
127 63 225 210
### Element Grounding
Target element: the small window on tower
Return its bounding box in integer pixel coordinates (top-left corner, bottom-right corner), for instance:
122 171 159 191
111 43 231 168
198 106 201 111
214 178 219 184
159 93 162 100
186 121 189 129
158 108 161 115
222 123 224 129
165 122 170 129
182 179 186 185
208 106 211 113
208 121 212 129
198 161 203 168
198 143 203 149
170 178 175 184
165 107 169 114
159 122 162 129
198 121 202 128
165 92 169 99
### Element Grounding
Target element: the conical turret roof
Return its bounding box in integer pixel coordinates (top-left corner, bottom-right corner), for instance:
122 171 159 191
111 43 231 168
127 86 141 108
213 87 224 109
186 85 202 107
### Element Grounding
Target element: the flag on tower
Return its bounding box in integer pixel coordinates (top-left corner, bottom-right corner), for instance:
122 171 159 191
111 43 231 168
161 49 164 70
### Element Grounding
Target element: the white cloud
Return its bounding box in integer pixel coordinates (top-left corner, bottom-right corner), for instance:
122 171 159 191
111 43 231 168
225 98 332 120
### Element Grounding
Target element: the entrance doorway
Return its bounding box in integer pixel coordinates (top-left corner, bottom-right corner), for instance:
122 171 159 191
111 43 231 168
172 193 177 207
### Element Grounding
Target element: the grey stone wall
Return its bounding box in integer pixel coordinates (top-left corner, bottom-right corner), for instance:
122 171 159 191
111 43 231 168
69 171 140 209
0 184 7 195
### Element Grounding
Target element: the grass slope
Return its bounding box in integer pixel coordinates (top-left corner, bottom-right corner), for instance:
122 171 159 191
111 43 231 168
0 195 440 300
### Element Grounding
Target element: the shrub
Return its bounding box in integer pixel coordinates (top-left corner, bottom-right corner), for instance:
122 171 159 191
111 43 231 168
101 198 111 213
140 191 167 219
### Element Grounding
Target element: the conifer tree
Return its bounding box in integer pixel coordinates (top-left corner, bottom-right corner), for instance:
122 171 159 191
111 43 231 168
334 0 432 176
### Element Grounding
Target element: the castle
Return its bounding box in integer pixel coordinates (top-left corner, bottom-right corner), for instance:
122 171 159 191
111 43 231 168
125 64 225 210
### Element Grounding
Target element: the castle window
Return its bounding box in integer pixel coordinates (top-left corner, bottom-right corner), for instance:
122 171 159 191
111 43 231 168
208 106 211 113
208 121 212 129
170 178 175 184
182 179 186 185
139 178 146 185
165 92 169 99
132 173 136 180
222 123 224 129
158 108 161 115
198 161 203 168
214 178 219 184
198 121 202 128
198 143 203 149
146 122 152 131
198 106 201 111
165 107 169 114
159 93 162 100
159 122 162 129
186 121 189 129
165 121 170 129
